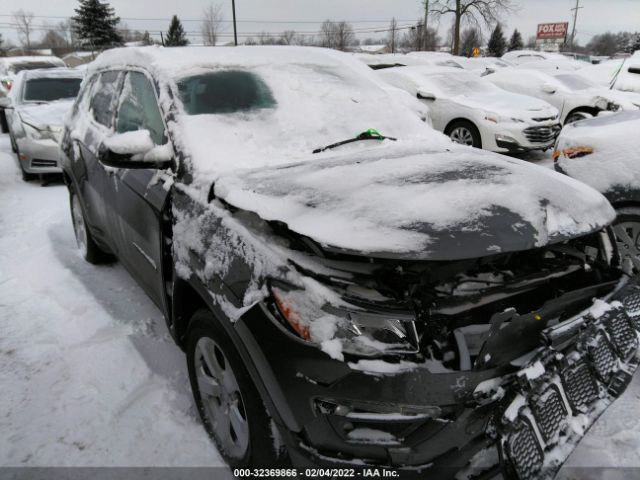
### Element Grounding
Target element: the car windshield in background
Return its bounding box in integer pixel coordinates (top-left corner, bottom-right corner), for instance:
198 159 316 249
24 78 82 102
177 70 276 115
10 62 61 74
554 74 598 91
427 73 498 96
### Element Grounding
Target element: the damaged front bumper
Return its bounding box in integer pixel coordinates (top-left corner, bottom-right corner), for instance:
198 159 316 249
237 277 640 479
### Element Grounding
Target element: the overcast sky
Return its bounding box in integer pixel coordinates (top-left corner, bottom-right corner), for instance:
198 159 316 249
1 0 638 47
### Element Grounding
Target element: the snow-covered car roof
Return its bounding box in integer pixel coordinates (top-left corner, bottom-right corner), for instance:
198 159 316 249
0 56 66 75
516 59 586 72
502 50 566 65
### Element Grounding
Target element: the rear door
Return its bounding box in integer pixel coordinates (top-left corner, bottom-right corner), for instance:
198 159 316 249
106 70 172 313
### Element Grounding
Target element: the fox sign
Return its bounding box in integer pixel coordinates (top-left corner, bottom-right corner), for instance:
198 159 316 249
537 22 569 40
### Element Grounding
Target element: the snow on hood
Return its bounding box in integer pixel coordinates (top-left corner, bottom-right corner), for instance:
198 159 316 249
215 144 615 260
455 91 557 118
18 99 74 129
556 111 640 194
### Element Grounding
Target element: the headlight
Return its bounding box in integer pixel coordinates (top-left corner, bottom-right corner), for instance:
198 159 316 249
484 112 525 124
606 101 621 111
270 282 419 360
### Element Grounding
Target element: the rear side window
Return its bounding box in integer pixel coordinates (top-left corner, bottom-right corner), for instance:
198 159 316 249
177 70 276 115
90 71 121 127
115 72 166 145
24 78 82 102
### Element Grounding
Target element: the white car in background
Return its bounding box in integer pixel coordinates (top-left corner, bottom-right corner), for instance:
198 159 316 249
453 56 513 76
376 66 561 152
502 49 567 65
355 52 463 70
5 68 84 181
576 54 640 94
0 55 66 132
486 68 640 124
516 58 586 73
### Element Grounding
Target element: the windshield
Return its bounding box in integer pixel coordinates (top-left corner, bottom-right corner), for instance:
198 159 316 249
24 78 82 102
10 62 61 74
554 74 597 90
177 70 276 115
425 73 498 96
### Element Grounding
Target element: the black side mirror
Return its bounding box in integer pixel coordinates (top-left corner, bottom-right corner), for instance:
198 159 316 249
99 130 172 170
99 149 172 170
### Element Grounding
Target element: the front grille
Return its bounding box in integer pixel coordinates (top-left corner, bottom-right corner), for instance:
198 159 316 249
523 124 561 144
505 418 544 480
560 361 598 412
604 311 638 359
588 333 618 383
31 159 57 168
531 385 567 443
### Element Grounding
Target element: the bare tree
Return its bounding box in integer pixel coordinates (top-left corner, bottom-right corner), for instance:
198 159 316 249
387 18 399 53
13 9 36 51
319 20 337 49
319 20 355 51
400 22 439 52
430 0 513 55
280 30 297 45
201 3 224 46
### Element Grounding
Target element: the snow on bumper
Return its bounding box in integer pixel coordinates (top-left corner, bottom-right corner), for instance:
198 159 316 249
493 281 640 480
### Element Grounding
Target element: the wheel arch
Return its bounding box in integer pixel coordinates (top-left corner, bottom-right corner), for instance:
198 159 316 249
444 117 478 134
564 106 600 124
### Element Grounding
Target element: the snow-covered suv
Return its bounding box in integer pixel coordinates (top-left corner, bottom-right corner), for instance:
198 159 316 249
60 46 640 479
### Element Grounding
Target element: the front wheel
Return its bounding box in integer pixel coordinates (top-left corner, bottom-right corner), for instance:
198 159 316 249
186 309 286 468
447 120 482 148
70 191 111 264
565 111 593 125
613 206 640 274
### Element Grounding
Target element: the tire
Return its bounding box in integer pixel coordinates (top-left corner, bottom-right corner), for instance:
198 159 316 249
613 206 640 274
186 309 286 468
565 111 593 125
69 190 111 264
9 131 17 153
446 120 482 149
0 109 8 134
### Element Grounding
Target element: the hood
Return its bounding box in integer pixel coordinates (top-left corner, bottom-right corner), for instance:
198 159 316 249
454 91 557 119
18 99 74 130
214 145 615 261
587 88 640 109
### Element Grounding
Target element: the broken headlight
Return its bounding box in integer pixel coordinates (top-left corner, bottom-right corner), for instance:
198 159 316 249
270 282 419 360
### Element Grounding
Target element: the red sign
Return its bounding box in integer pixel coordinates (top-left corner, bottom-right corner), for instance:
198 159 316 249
536 22 569 40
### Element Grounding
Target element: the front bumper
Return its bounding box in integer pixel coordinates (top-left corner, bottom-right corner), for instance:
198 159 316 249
236 277 640 478
484 122 562 153
16 136 62 174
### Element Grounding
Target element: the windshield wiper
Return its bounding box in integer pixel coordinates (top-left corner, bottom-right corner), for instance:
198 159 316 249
312 128 397 154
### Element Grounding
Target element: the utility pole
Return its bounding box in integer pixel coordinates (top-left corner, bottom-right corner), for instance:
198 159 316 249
160 31 165 47
232 0 238 46
422 0 430 51
570 0 582 49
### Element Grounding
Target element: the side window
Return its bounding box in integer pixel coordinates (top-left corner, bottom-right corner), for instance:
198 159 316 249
90 71 121 127
116 72 166 145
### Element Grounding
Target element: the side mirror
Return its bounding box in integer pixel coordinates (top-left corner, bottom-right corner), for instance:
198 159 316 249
541 83 556 94
417 90 436 101
100 130 172 169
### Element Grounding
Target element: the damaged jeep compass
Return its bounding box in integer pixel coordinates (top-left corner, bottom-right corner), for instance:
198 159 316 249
61 46 640 479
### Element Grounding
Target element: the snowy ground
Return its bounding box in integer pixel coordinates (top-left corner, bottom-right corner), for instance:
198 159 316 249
0 131 638 476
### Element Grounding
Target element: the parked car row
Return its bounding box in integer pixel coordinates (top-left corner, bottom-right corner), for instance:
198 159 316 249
27 45 637 480
2 46 640 480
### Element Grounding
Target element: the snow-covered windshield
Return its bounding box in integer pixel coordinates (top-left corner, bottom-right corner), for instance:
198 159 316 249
554 74 598 91
24 78 82 102
177 70 276 115
425 73 498 96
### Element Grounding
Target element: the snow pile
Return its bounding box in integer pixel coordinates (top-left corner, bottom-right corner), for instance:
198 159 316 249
555 111 640 194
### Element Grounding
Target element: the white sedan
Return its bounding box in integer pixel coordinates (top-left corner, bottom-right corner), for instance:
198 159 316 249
486 68 640 124
376 66 560 153
5 68 83 180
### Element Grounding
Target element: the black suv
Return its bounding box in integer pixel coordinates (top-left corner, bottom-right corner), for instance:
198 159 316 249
61 46 640 479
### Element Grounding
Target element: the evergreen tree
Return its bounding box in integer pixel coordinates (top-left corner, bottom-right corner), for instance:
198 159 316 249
165 16 189 46
508 28 524 51
72 0 122 49
487 23 507 57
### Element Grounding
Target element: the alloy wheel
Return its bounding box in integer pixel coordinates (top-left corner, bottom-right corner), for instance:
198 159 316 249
450 126 474 146
194 337 250 459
